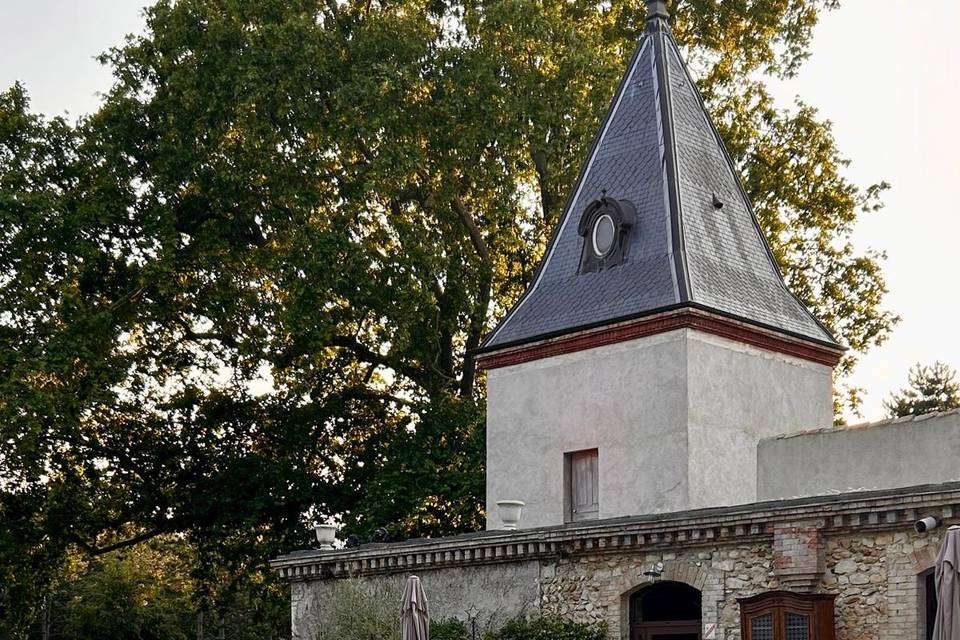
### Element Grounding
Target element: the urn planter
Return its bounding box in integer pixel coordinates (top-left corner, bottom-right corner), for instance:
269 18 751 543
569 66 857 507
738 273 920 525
496 500 525 530
315 524 338 550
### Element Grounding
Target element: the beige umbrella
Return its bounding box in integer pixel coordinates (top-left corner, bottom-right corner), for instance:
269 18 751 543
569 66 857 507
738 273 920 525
933 525 960 639
400 575 430 640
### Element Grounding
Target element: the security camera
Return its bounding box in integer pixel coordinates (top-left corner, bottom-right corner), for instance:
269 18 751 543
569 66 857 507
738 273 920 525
915 516 941 533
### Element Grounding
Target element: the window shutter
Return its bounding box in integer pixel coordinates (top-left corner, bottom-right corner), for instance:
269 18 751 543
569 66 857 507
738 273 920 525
569 450 599 522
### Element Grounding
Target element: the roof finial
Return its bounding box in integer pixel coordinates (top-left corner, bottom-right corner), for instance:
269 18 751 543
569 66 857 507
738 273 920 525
646 0 669 22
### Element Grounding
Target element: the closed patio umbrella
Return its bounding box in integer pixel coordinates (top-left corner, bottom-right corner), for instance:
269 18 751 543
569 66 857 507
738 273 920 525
400 575 430 640
933 525 960 639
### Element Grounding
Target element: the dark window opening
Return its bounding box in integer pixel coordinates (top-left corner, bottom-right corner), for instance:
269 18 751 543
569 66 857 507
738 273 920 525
630 582 701 640
925 570 937 640
635 581 702 621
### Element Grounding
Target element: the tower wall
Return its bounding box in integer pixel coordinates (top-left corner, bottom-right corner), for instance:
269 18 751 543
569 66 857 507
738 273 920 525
685 331 834 510
486 330 689 530
485 329 834 529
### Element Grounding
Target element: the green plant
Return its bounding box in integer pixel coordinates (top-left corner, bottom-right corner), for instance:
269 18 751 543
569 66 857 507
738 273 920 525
432 618 470 640
314 581 400 640
486 616 606 640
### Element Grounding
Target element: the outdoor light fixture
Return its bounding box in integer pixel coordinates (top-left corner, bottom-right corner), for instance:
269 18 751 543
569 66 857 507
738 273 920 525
915 516 942 533
643 561 665 580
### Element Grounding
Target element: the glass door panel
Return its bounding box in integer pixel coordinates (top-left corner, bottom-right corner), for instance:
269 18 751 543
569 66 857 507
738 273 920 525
750 613 774 640
785 612 810 640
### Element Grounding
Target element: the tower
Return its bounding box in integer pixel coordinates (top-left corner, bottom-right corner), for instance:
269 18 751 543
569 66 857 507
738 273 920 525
476 0 843 529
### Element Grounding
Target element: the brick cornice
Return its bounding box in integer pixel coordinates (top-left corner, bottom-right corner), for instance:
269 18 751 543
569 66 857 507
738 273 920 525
476 308 843 370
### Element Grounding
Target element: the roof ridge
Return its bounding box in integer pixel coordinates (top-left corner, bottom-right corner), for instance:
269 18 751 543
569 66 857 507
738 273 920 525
651 20 691 303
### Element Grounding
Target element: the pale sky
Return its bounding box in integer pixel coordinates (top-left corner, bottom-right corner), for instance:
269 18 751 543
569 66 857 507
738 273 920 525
1 0 957 422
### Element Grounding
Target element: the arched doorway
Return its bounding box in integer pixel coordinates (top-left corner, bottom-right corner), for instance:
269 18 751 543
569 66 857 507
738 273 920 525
630 581 702 640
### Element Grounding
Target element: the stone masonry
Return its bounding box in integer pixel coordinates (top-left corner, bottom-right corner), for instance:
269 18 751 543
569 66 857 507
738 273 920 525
273 483 959 640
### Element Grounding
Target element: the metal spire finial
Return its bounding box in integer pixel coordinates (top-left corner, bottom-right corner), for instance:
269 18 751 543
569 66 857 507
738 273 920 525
646 0 669 22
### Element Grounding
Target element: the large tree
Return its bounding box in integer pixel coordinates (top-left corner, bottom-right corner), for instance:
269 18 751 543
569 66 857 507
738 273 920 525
0 0 895 632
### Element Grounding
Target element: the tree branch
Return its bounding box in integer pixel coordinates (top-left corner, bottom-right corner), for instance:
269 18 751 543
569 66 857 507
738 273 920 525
459 270 492 397
451 197 490 264
531 149 555 226
70 527 166 557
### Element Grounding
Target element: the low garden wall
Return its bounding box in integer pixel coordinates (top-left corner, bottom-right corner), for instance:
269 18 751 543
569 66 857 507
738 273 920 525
758 409 960 500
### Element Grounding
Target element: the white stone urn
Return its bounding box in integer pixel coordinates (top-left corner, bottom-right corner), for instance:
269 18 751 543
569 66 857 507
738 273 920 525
315 523 338 550
496 500 525 530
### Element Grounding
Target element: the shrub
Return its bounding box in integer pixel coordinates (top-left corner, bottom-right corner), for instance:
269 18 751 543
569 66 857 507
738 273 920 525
486 616 606 640
432 618 470 640
314 581 400 640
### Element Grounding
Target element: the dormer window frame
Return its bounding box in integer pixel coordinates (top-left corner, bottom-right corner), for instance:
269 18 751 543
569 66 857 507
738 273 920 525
577 197 637 274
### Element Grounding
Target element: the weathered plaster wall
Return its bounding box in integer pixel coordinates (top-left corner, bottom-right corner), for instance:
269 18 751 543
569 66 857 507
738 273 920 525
485 328 833 529
486 330 690 529
290 562 540 640
758 410 960 500
686 331 834 510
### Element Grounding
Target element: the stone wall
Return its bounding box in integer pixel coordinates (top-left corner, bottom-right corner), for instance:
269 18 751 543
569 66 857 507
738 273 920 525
538 543 772 639
290 562 540 639
276 486 960 640
533 526 945 640
821 528 942 640
287 529 944 640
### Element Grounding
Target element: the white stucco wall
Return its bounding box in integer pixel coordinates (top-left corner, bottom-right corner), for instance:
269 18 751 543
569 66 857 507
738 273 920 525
486 330 690 530
757 409 960 500
486 328 834 529
686 331 834 509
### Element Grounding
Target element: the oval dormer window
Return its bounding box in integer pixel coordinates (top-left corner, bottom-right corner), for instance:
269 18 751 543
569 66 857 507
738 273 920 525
592 214 616 257
577 197 636 274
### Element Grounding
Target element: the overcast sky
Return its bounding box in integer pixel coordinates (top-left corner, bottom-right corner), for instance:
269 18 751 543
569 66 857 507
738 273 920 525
1 0 957 422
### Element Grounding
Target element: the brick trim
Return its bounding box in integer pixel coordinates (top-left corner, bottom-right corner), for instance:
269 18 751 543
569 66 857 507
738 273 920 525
476 308 843 370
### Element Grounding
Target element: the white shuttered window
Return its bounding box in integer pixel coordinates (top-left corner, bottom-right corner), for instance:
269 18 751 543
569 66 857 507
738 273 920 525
567 449 599 522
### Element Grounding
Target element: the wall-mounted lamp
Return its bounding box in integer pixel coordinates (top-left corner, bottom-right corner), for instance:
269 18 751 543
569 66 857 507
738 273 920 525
643 561 665 580
915 516 942 533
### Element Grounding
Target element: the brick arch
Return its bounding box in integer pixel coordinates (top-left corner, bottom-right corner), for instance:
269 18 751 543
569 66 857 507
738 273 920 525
614 561 710 638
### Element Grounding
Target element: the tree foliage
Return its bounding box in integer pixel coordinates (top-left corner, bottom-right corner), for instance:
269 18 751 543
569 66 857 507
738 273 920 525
0 0 895 633
884 361 960 418
24 537 287 640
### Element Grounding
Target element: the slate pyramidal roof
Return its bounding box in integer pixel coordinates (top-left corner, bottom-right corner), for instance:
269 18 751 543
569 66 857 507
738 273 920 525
478 1 843 365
